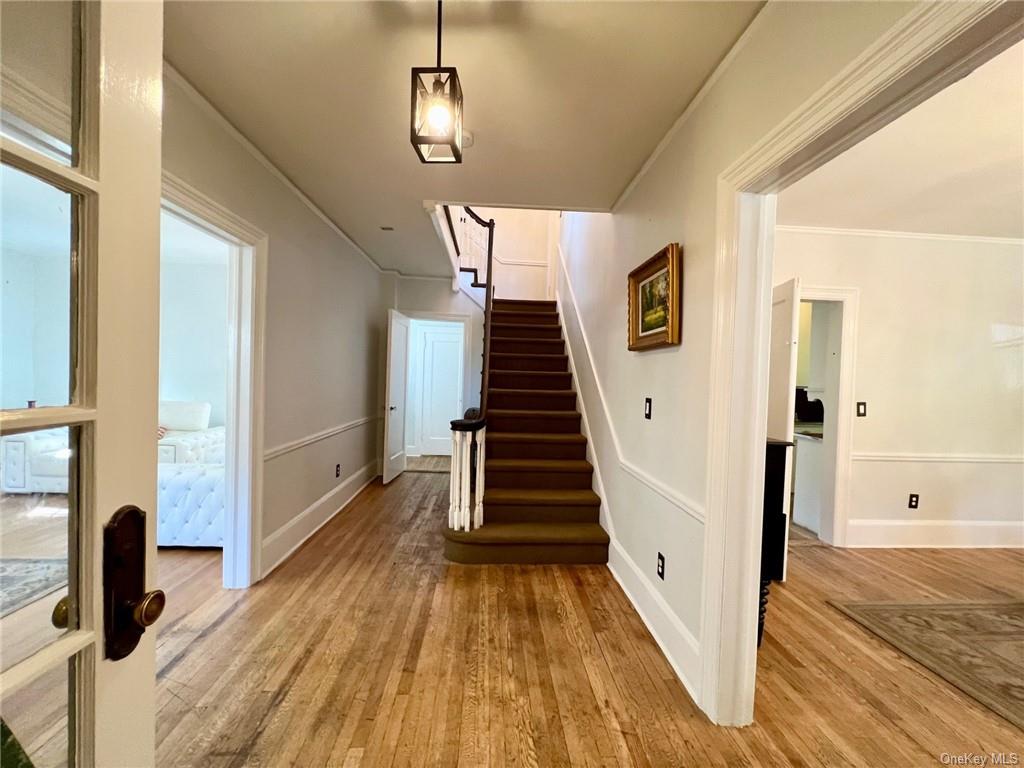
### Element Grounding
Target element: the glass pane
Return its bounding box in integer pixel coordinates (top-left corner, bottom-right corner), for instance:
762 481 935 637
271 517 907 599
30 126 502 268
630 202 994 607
0 164 75 410
0 426 77 671
0 657 74 768
0 1 80 165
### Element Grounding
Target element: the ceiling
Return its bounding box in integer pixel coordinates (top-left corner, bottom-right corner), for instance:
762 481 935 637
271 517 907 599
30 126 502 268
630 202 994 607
778 41 1024 239
163 1 763 276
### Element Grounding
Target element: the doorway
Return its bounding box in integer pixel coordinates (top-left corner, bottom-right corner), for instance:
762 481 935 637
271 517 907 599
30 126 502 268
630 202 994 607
790 296 856 547
405 319 465 464
703 7 1022 726
383 311 471 483
160 175 267 589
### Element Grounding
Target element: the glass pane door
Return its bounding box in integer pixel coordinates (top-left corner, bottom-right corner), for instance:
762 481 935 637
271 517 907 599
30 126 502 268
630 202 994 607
1 1 164 765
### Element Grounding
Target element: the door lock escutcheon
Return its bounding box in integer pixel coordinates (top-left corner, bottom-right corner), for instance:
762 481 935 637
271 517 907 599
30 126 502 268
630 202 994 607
104 505 165 660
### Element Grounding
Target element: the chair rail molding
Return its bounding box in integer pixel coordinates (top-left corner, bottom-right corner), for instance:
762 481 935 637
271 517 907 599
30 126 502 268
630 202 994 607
851 452 1024 464
264 415 381 461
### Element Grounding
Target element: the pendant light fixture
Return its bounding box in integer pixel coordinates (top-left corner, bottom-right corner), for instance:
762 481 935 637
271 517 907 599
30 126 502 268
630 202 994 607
411 0 463 163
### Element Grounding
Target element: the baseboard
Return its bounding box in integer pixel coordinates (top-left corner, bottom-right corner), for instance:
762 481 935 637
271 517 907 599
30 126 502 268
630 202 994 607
845 519 1024 548
607 540 702 705
261 461 379 576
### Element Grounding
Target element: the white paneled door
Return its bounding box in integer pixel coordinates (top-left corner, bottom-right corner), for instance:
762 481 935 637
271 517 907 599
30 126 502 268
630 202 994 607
0 1 164 765
410 322 464 457
767 278 801 580
383 310 411 484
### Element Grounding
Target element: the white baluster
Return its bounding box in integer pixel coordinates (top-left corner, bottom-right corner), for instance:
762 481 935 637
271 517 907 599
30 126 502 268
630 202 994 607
474 427 485 529
448 431 460 529
459 431 472 531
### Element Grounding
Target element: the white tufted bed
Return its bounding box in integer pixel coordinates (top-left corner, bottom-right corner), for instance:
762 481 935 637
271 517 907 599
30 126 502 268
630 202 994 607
0 401 228 548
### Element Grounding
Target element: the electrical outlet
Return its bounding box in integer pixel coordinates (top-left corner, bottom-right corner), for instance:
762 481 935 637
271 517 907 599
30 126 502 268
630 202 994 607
856 401 867 417
657 552 665 580
908 493 919 509
335 464 341 478
644 397 652 420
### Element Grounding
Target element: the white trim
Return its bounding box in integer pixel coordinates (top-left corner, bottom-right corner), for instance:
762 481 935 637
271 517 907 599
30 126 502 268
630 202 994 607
494 255 547 268
161 172 268 589
702 1 1022 726
776 224 1024 247
164 64 447 281
845 519 1024 548
264 416 381 461
260 460 378 576
555 244 705 523
851 452 1024 464
0 630 95 697
608 541 702 701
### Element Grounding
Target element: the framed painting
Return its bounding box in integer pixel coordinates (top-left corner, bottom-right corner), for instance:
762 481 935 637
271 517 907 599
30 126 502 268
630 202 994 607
627 243 681 351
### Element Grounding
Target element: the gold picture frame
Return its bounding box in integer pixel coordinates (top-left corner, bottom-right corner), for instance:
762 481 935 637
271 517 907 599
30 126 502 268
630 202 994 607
627 243 681 351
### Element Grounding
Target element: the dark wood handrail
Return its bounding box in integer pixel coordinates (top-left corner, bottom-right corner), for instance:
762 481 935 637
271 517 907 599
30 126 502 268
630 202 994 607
445 205 495 422
464 207 496 416
442 204 460 258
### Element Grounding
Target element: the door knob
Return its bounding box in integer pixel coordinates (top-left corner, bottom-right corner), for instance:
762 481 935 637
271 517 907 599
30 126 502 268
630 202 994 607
51 596 70 629
132 589 166 629
389 406 397 411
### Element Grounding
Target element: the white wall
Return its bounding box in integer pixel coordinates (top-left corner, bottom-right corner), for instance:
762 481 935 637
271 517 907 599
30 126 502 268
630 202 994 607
775 227 1024 546
159 253 229 427
556 0 921 707
469 207 557 301
163 70 394 570
394 277 484 413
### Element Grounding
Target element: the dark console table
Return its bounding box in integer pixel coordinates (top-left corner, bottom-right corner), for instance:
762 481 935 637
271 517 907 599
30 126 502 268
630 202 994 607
759 438 793 646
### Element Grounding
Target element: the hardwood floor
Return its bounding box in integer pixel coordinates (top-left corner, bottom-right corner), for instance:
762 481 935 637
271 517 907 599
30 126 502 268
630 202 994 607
151 472 1023 767
1 493 70 671
406 455 450 473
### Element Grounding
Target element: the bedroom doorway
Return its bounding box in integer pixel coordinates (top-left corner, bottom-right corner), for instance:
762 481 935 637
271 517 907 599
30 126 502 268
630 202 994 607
159 178 266 589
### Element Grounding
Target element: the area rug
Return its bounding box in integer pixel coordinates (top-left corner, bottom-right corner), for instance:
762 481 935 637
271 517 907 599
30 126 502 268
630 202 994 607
829 601 1024 729
0 558 68 618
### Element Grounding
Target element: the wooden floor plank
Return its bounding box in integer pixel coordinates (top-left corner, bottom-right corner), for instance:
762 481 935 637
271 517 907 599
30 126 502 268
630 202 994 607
145 473 1022 767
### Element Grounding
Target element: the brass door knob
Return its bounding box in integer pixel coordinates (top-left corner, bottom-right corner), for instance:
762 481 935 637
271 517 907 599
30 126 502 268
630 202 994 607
131 589 166 629
51 596 70 629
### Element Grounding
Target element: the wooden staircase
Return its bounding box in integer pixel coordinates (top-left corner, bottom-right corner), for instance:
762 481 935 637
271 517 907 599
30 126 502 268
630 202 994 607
443 298 609 564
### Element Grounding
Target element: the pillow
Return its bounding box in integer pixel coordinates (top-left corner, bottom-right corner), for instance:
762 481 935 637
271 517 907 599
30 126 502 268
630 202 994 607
158 401 212 432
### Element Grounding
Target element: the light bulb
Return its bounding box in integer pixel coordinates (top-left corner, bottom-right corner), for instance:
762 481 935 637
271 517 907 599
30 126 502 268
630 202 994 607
427 100 451 134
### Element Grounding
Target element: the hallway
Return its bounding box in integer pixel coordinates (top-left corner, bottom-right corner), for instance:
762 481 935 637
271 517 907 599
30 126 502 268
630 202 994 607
154 473 1022 767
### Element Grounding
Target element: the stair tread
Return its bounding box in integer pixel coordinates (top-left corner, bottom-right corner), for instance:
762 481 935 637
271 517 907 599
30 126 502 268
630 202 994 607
488 408 579 418
484 487 600 505
491 311 559 322
492 336 563 343
487 432 586 443
493 299 557 307
486 458 592 472
443 521 608 546
488 387 575 395
491 352 567 359
491 322 562 330
489 369 569 376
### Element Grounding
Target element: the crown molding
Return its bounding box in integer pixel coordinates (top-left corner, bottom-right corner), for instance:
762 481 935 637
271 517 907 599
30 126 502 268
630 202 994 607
776 224 1023 246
